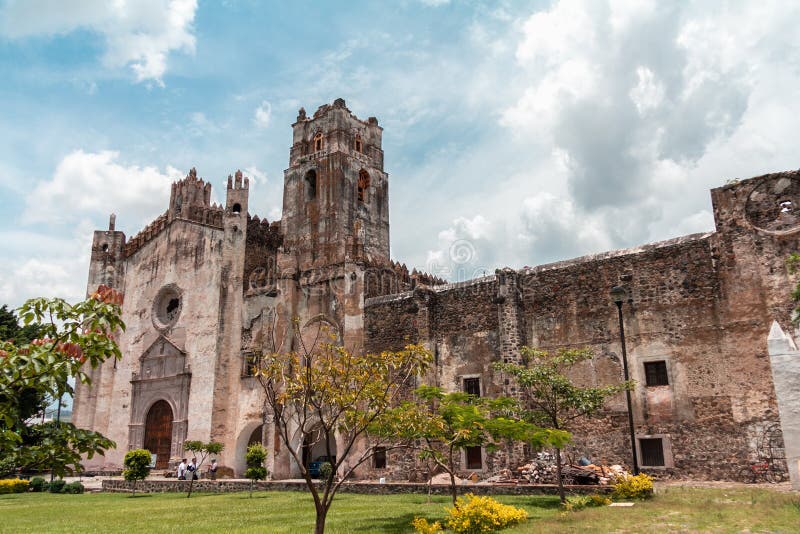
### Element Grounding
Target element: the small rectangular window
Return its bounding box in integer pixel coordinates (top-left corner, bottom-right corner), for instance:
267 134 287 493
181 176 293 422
465 446 482 470
242 352 258 377
373 447 387 469
639 438 665 466
644 361 669 386
463 377 481 397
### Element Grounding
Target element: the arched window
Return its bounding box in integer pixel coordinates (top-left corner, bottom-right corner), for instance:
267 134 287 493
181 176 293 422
354 134 363 153
313 132 323 152
357 169 370 203
305 169 317 201
232 203 241 214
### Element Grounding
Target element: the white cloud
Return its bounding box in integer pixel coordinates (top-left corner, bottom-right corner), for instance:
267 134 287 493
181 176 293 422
24 150 182 228
0 0 197 85
254 100 272 128
629 66 664 116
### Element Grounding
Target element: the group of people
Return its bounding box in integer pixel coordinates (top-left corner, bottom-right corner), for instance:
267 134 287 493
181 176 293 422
176 458 218 480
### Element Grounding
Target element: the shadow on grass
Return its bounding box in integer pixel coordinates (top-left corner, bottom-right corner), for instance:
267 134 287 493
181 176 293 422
352 512 436 533
127 494 153 499
525 496 563 509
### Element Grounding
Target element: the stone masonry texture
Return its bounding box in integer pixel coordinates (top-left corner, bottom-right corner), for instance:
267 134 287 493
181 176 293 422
74 100 797 483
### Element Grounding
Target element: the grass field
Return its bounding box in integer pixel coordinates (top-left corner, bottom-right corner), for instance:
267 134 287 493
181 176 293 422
1 487 798 533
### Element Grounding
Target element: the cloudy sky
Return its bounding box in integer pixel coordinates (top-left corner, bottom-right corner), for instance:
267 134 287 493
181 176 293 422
0 0 798 308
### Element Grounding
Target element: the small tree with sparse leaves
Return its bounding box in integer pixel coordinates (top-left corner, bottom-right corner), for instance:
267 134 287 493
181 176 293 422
123 449 151 497
245 442 267 497
495 347 632 503
183 440 224 498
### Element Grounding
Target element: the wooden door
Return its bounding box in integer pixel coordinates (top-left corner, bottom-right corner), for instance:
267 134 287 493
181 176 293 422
144 400 173 469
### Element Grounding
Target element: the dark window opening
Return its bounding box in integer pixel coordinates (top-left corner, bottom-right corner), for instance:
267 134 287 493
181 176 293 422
305 170 317 201
639 438 665 466
463 377 481 397
373 446 387 469
644 361 669 386
101 243 109 252
314 132 323 151
232 203 241 214
242 352 258 377
465 446 482 470
357 169 370 203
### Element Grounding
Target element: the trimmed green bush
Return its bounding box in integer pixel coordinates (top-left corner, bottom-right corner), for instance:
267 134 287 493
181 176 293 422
48 479 66 493
64 481 85 494
29 476 46 492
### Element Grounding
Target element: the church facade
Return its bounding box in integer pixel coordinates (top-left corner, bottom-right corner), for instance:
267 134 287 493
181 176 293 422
73 99 798 483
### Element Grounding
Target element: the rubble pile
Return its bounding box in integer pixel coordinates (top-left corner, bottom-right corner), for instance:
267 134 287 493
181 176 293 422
518 452 559 484
511 453 630 486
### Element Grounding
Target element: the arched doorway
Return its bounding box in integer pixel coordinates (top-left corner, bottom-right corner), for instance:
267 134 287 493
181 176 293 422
248 425 263 447
144 400 173 469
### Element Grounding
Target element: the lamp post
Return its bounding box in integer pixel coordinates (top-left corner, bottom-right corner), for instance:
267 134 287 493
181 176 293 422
611 285 640 476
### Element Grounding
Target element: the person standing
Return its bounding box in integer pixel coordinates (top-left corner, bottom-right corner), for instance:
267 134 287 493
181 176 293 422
177 458 187 480
187 457 198 480
209 459 218 481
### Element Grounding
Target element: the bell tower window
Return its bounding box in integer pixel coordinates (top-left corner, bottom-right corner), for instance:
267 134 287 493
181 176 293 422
313 132 323 152
305 169 317 201
358 169 370 203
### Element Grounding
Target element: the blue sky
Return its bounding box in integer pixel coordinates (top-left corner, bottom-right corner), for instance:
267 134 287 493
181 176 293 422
1 0 799 308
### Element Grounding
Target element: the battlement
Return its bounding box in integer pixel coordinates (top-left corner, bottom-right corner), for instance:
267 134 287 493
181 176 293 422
227 169 250 192
169 167 215 220
364 259 446 299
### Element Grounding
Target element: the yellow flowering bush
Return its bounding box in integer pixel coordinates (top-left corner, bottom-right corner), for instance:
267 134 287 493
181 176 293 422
612 472 654 500
561 493 612 511
0 478 30 494
445 494 528 533
412 517 443 533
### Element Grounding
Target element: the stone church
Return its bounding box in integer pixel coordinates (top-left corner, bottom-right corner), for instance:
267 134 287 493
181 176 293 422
73 98 799 486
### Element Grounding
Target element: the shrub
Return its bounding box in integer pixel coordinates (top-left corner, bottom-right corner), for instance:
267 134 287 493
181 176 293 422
0 479 30 494
319 462 333 482
123 449 151 496
29 476 46 492
562 493 612 512
48 479 66 493
445 494 528 534
411 517 443 533
613 472 654 500
63 481 85 494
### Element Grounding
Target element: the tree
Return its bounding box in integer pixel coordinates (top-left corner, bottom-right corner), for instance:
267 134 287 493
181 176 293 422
377 386 563 507
254 336 431 534
123 449 151 497
244 442 268 497
183 440 224 498
0 287 124 477
495 347 632 503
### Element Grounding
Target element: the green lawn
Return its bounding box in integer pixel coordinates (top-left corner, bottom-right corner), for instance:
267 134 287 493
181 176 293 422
0 487 798 533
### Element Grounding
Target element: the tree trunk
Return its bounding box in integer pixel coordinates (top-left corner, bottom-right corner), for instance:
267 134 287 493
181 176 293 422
187 477 195 498
314 504 328 534
449 471 458 507
132 480 136 497
249 480 253 498
555 447 566 504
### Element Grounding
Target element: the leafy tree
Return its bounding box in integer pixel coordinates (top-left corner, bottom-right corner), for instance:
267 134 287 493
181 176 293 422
254 332 432 534
495 347 632 503
377 386 563 507
0 287 124 477
183 440 224 498
245 442 268 497
123 449 152 497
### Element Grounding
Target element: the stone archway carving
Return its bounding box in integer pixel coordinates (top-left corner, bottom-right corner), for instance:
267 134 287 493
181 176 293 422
128 336 191 465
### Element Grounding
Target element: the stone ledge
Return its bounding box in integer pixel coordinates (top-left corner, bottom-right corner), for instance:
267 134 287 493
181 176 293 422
102 479 612 496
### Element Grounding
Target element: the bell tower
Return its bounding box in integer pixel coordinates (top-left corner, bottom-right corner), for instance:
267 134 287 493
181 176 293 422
280 98 390 271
